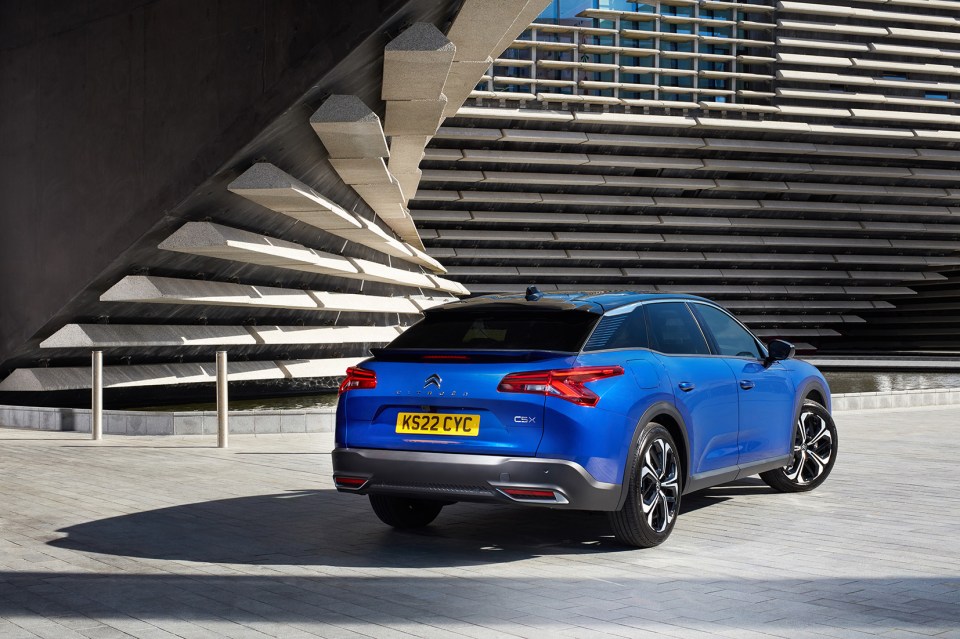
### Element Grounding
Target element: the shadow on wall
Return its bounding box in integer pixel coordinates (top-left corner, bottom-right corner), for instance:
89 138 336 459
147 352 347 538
58 408 77 431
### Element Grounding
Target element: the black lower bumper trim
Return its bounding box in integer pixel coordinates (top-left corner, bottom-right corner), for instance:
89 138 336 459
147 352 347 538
332 448 623 511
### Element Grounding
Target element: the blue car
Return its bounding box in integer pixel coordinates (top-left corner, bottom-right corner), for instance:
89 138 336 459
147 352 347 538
333 289 838 547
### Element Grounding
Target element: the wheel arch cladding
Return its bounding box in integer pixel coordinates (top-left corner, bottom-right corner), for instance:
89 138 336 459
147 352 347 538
652 412 688 492
796 377 831 413
618 401 690 509
805 387 826 407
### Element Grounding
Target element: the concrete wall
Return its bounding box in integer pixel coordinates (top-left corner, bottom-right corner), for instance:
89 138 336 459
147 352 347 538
830 388 960 411
0 0 415 371
0 404 336 435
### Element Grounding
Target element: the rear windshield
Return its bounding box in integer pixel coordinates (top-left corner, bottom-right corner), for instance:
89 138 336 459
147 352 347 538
386 310 601 352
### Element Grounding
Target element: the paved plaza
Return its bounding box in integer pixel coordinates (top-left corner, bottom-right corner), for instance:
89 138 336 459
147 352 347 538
0 406 958 639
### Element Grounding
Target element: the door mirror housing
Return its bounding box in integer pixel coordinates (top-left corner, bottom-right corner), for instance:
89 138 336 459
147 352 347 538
764 339 795 368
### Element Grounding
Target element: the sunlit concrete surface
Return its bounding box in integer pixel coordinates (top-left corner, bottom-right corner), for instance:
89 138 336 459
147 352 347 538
0 406 958 638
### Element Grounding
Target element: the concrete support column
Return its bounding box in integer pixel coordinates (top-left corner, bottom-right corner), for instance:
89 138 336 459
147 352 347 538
217 350 228 448
525 32 534 95
613 17 620 102
91 351 103 440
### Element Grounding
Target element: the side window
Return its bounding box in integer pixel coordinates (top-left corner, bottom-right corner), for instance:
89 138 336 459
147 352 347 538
583 305 649 351
645 302 710 355
693 304 761 359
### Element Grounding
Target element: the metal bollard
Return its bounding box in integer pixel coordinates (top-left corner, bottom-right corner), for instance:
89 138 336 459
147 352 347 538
91 351 103 440
217 350 228 448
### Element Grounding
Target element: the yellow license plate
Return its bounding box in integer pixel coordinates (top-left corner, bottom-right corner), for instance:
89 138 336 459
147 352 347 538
396 412 481 436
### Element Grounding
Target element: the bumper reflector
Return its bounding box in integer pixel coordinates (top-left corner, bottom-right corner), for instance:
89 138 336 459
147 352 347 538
501 488 558 501
334 476 368 489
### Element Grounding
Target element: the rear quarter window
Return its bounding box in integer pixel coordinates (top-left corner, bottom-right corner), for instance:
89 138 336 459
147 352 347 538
583 305 649 351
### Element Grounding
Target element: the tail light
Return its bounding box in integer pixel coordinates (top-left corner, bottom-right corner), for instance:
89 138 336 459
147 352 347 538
338 366 376 395
497 366 624 407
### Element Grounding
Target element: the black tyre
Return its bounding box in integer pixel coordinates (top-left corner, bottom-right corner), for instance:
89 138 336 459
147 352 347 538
760 400 838 493
369 494 444 528
608 423 682 548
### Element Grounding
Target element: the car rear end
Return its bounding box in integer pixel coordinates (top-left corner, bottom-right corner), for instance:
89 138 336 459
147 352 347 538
332 298 628 510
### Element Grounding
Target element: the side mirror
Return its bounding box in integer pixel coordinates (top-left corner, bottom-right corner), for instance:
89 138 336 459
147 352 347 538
764 339 795 368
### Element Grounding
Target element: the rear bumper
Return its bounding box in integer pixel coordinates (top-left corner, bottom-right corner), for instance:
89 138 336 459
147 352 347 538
332 447 623 511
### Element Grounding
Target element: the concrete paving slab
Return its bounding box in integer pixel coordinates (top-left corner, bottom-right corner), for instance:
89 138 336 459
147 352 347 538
0 405 957 638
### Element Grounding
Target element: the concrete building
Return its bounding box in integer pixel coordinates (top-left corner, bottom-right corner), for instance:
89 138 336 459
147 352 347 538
415 0 960 355
1 0 958 404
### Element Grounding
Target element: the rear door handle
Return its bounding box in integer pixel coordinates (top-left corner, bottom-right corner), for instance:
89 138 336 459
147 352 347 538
740 380 756 390
678 382 696 392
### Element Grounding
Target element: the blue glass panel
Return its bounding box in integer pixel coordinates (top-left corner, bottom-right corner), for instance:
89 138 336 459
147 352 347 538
558 0 595 18
598 0 634 9
537 0 559 22
662 4 693 16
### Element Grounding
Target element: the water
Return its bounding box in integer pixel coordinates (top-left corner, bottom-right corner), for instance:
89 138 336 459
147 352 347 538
134 372 960 411
823 372 960 395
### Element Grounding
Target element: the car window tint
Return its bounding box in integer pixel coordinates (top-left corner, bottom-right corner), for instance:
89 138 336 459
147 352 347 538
583 306 649 351
645 302 710 355
386 310 600 352
693 304 761 359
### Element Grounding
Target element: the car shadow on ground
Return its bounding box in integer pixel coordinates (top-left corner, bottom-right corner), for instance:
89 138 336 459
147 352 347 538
47 480 767 568
30 479 958 631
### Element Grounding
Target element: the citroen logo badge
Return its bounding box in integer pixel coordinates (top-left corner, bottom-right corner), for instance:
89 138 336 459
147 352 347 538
424 374 442 389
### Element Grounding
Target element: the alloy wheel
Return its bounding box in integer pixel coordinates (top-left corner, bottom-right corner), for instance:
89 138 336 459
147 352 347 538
639 438 680 533
785 410 834 485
